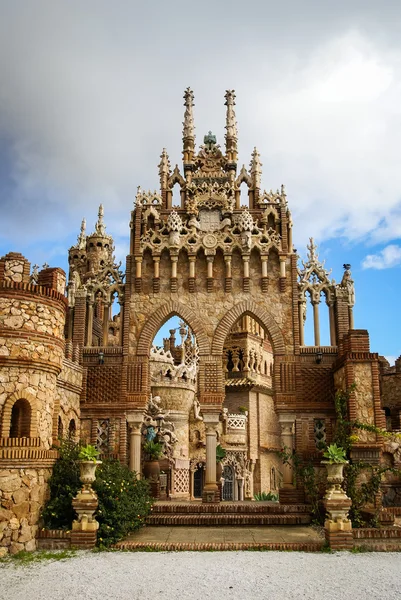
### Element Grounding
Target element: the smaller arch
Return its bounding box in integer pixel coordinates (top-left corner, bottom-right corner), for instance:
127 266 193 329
1 391 38 439
212 300 286 356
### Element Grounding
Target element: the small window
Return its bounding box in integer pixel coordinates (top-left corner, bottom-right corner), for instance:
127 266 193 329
58 416 64 438
314 419 326 450
10 399 31 438
68 419 76 439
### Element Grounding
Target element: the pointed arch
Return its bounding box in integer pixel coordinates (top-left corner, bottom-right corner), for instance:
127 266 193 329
212 300 285 356
136 300 210 356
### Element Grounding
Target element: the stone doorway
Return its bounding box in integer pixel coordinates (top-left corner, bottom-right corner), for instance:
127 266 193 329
222 464 234 501
194 465 204 498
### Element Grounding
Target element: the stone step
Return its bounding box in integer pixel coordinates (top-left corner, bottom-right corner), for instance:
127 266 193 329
146 513 312 526
279 488 306 504
115 540 323 552
151 502 312 515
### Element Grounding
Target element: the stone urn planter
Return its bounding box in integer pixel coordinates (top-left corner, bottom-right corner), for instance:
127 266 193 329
79 460 102 491
143 460 160 481
324 461 346 485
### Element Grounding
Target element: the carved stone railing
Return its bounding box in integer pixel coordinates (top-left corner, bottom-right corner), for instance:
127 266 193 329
227 414 247 430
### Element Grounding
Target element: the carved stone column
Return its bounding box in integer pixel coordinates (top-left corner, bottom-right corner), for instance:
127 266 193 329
189 255 196 292
279 255 286 292
298 301 305 346
349 306 354 329
261 256 268 293
279 415 295 487
206 256 214 293
202 413 220 503
170 255 178 292
224 255 232 292
153 256 160 293
127 412 143 479
135 257 142 293
102 301 110 346
328 300 337 346
312 300 320 347
118 301 124 346
242 255 250 292
86 299 94 347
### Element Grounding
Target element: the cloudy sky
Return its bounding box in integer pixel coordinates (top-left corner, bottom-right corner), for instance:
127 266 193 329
0 1 400 360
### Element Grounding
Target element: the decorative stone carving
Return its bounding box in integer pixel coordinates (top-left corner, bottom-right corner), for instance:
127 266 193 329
183 87 195 141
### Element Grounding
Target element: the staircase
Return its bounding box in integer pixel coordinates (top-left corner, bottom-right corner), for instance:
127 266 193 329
146 501 312 527
115 500 324 551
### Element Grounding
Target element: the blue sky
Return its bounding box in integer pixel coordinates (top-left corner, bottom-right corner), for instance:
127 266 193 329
0 1 400 363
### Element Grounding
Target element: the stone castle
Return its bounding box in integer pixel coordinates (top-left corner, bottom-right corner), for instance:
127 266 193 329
1 88 400 552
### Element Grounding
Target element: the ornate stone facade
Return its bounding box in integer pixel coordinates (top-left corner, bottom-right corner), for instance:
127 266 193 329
0 88 398 551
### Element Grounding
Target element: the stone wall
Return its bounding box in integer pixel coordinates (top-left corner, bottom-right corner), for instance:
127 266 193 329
0 257 70 554
55 358 83 438
353 363 376 444
0 467 52 553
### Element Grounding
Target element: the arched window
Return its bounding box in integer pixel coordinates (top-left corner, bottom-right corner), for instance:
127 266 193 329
58 416 64 438
68 419 76 439
10 399 31 438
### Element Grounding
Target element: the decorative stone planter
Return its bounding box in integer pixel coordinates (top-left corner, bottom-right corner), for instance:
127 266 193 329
322 460 353 550
322 461 348 500
79 460 102 492
71 460 102 549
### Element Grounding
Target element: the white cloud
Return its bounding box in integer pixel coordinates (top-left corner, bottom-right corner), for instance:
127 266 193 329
1 4 401 251
362 244 401 269
384 355 397 366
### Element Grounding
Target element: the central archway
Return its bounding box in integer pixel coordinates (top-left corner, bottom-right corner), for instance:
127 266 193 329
136 300 211 357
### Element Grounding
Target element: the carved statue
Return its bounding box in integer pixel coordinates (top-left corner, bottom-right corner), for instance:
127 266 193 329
193 398 203 421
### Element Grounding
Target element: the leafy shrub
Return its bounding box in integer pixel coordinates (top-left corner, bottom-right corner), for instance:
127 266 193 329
42 439 153 546
254 491 278 502
93 459 153 547
41 438 81 529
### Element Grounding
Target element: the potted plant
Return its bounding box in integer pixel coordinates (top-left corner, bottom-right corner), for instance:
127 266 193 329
216 444 226 482
77 444 101 490
142 440 163 480
322 443 348 485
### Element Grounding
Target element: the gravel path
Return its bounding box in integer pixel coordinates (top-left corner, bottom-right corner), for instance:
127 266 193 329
1 551 400 600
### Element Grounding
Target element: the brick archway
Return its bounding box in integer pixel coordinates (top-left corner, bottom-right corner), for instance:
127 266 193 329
211 300 286 356
136 300 211 357
1 390 39 438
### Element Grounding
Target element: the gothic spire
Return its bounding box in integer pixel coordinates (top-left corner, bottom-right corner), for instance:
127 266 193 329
158 148 171 191
225 90 238 163
183 87 195 164
95 204 106 236
77 218 86 249
250 147 262 189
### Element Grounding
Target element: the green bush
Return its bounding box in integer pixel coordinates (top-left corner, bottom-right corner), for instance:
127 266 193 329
93 460 153 547
41 438 81 529
42 439 153 546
